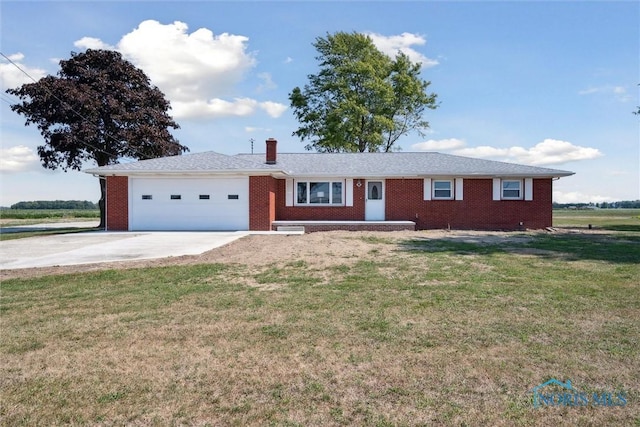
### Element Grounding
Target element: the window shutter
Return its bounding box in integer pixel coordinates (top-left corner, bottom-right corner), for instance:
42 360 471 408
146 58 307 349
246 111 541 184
423 178 432 200
524 178 533 201
285 179 294 206
492 178 501 201
455 178 464 201
345 179 353 206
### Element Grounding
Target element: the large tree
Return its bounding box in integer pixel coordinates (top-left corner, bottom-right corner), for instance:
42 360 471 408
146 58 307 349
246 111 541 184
7 49 188 228
289 32 438 152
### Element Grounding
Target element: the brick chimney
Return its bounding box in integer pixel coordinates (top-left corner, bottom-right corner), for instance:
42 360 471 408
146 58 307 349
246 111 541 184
266 138 277 164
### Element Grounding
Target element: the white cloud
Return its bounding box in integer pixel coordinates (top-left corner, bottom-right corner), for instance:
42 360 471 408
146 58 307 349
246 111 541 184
171 98 259 119
578 85 632 102
74 37 114 50
553 190 614 204
411 138 466 151
284 57 293 64
0 53 47 90
0 145 40 172
117 20 255 101
256 72 277 92
75 20 287 120
367 32 438 68
169 98 287 120
259 101 287 118
410 138 601 166
453 139 603 166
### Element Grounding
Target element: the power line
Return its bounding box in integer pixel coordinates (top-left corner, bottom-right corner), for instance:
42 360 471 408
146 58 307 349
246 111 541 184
0 51 176 162
0 93 16 106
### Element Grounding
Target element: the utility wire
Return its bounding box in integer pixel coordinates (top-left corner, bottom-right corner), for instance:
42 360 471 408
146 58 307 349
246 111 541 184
0 51 174 162
0 93 16 106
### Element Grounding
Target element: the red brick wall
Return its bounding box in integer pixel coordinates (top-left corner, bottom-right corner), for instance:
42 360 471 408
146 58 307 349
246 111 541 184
249 176 277 230
386 178 553 230
106 176 129 231
276 179 366 221
109 175 553 232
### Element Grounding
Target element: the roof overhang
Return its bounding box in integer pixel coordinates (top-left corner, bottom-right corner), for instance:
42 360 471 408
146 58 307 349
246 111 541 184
83 169 288 177
84 169 574 179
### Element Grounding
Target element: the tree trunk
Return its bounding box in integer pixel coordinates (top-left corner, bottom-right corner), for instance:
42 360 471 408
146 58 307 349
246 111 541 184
98 177 106 229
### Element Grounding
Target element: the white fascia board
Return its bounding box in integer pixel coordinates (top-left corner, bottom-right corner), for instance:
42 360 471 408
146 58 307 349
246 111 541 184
283 174 422 179
85 169 284 177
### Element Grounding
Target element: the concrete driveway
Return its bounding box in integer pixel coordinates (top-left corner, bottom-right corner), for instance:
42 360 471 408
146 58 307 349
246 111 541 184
0 229 249 269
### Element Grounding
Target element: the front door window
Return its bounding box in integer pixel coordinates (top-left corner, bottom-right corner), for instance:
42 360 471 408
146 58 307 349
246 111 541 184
368 181 382 200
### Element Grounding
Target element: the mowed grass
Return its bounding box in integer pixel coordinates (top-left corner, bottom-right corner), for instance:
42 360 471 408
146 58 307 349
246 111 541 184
1 229 639 424
0 227 100 242
0 209 100 241
554 208 640 232
0 209 100 221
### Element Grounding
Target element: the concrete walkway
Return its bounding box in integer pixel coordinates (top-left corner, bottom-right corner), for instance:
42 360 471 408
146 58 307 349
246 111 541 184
0 230 250 269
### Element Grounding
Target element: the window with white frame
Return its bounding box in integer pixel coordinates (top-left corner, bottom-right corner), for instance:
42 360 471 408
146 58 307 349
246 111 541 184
502 180 522 199
433 180 453 199
296 180 344 205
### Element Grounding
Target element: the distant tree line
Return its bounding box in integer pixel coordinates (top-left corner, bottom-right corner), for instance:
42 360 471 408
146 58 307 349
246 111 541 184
10 200 98 210
553 200 640 209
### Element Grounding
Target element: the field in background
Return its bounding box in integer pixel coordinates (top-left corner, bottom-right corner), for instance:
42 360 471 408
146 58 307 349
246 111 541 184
0 209 99 224
0 209 100 240
1 215 638 425
553 208 640 231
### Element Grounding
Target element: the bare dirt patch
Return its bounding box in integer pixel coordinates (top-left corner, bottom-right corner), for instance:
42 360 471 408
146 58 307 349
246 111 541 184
0 228 600 281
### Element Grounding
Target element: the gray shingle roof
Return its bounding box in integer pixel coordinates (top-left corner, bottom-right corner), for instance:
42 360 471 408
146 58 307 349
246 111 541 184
85 150 574 178
236 152 574 177
84 151 276 174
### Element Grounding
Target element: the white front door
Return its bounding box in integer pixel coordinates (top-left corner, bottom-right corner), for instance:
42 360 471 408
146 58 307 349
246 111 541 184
365 180 385 221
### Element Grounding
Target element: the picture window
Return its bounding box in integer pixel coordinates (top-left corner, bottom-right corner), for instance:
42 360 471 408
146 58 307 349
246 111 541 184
295 181 344 205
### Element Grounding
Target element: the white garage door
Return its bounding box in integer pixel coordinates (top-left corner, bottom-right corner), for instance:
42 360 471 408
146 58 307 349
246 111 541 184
129 177 249 231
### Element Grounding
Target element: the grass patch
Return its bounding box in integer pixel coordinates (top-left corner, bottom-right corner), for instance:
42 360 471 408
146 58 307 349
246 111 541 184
554 208 640 231
0 209 99 220
1 230 638 425
0 226 100 241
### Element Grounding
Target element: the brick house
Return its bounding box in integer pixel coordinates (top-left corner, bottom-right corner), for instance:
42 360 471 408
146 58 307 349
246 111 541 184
85 138 574 232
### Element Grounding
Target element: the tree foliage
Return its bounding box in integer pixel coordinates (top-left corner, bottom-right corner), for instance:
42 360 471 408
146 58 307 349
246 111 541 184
10 200 98 210
289 32 438 152
6 49 188 227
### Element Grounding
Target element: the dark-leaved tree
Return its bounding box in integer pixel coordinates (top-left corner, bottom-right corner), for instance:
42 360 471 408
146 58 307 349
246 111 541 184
6 49 188 228
289 32 438 152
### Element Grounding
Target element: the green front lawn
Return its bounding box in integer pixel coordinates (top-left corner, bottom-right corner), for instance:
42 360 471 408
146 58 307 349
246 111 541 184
1 230 638 425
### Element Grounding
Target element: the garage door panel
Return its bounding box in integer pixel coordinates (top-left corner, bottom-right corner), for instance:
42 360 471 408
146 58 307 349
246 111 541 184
129 177 249 230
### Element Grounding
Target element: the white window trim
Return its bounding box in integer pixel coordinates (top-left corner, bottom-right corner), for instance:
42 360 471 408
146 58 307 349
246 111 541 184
424 178 432 201
432 179 454 200
285 179 294 207
501 179 523 200
294 179 346 206
524 178 533 201
424 178 463 201
455 178 464 201
345 179 354 207
492 178 501 201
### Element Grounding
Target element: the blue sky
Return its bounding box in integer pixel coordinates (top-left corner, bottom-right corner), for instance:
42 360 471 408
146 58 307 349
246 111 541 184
1 1 638 206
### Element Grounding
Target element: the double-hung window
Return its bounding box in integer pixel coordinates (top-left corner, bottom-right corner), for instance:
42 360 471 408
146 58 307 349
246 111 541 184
296 181 343 205
502 180 522 199
433 180 453 199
